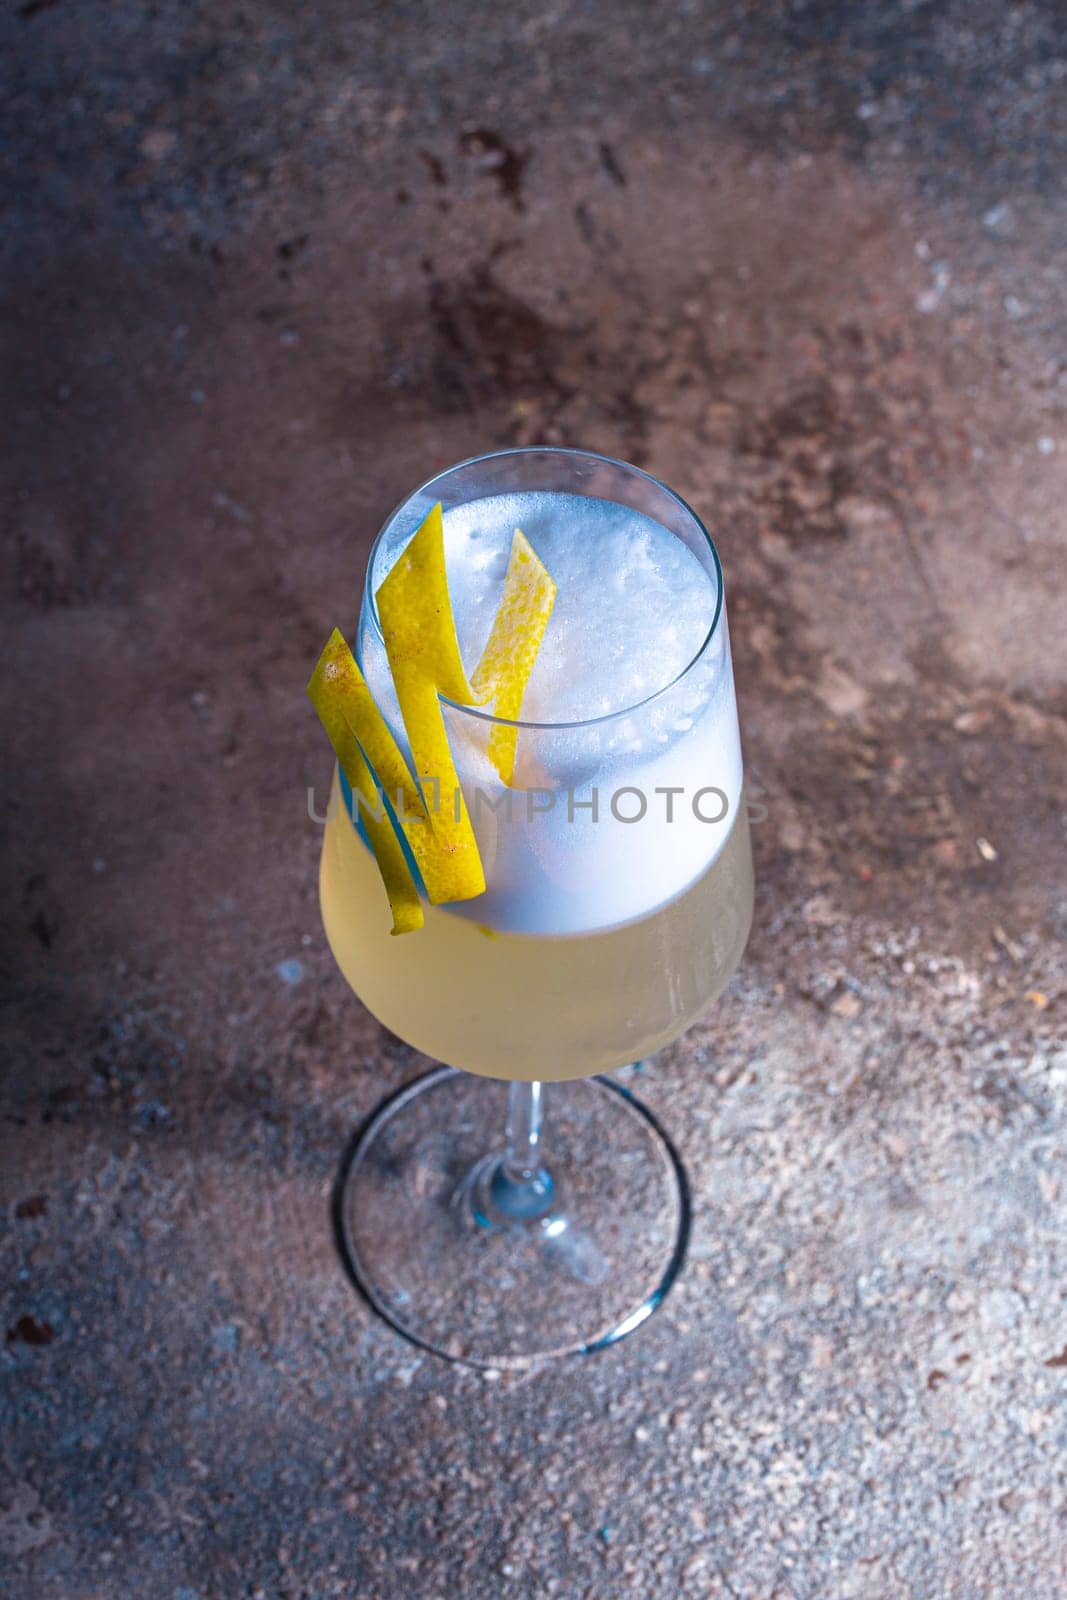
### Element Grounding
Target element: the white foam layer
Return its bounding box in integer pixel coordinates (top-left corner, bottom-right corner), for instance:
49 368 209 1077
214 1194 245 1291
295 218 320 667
358 490 744 935
441 493 714 720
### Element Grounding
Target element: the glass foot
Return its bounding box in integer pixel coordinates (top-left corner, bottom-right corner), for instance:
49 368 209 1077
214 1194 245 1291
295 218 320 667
334 1066 691 1369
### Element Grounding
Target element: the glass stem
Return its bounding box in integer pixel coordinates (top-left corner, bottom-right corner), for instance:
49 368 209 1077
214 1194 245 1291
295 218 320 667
491 1080 555 1219
503 1080 546 1184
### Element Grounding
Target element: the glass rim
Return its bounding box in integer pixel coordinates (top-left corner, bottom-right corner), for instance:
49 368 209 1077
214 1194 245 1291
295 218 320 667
362 446 725 732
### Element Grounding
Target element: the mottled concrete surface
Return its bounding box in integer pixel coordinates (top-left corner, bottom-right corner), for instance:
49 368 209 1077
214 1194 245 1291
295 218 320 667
3 2 1067 1596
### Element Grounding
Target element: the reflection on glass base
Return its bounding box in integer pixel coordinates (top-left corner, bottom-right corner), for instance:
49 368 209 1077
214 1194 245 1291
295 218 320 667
334 1067 691 1369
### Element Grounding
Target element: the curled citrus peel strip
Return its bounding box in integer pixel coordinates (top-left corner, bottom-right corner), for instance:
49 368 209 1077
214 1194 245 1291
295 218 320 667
469 528 557 786
307 502 555 934
308 638 425 936
373 501 486 907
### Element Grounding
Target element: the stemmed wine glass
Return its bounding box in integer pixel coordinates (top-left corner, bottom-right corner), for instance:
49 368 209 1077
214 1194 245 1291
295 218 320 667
317 448 753 1368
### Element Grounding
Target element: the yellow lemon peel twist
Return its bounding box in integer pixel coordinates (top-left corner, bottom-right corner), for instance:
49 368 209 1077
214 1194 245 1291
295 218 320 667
307 502 555 934
469 528 557 786
307 633 426 934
